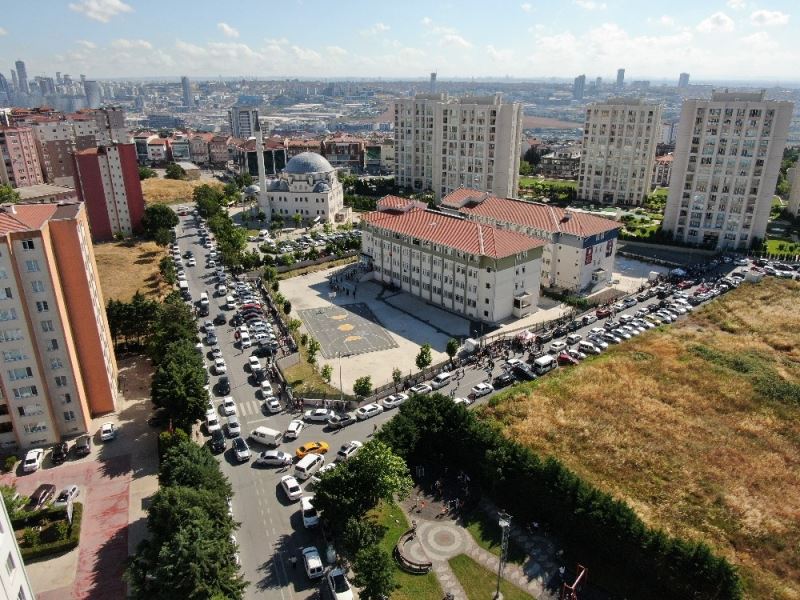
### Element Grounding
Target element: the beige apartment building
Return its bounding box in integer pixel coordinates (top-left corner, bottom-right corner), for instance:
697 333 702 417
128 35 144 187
578 98 662 206
0 202 118 450
394 93 523 200
0 127 44 189
662 90 793 250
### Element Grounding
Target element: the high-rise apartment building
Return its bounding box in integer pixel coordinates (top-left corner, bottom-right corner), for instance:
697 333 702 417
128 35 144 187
616 68 625 88
678 72 690 89
84 81 101 109
394 93 523 200
72 143 145 241
429 72 437 94
9 71 18 95
181 76 192 107
662 90 793 250
13 61 28 95
0 127 44 189
228 105 259 138
787 166 800 218
573 75 586 100
0 494 35 598
577 98 662 205
0 202 118 449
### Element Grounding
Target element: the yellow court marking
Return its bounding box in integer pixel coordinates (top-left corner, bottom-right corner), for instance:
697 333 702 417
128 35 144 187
331 314 348 321
344 335 362 342
337 324 355 332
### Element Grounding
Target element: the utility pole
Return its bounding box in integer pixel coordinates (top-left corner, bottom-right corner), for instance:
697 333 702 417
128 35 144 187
494 510 511 599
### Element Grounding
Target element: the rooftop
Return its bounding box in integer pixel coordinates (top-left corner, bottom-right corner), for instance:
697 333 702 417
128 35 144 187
0 203 61 235
285 152 334 175
16 184 77 201
361 207 544 260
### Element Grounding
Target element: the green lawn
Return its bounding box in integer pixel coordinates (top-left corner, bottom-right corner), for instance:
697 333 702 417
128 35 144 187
519 177 577 189
449 554 535 600
461 509 527 565
764 238 799 255
282 344 346 399
370 501 443 600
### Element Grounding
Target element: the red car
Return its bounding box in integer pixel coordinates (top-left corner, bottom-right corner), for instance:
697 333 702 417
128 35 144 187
595 307 612 319
557 352 580 366
676 280 695 290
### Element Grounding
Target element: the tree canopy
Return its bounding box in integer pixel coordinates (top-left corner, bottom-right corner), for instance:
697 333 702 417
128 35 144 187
0 184 21 204
165 162 187 180
142 204 179 242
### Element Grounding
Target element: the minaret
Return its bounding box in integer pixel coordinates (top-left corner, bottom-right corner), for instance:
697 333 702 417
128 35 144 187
253 114 270 224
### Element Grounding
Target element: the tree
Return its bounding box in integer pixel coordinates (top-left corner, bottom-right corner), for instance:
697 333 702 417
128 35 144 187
282 300 292 316
138 166 157 180
150 340 208 431
0 485 26 515
158 441 232 497
292 213 303 228
307 337 320 364
446 338 459 361
353 375 373 398
262 266 278 282
158 256 176 285
165 162 186 180
519 159 533 176
415 343 433 370
321 364 333 383
288 319 302 332
147 486 234 539
523 146 542 166
352 545 397 600
0 185 20 204
142 204 179 241
340 517 384 562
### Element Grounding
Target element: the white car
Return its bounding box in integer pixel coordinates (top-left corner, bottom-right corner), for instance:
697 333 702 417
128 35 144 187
382 393 409 409
260 381 274 400
187 258 196 267
285 419 304 439
304 408 335 423
23 448 44 473
221 396 237 416
506 358 524 369
99 422 117 441
471 382 493 398
409 383 433 395
206 414 221 433
53 484 80 508
336 440 363 461
211 346 223 359
355 403 383 421
300 496 319 528
213 357 227 374
453 397 470 406
226 415 241 437
232 437 251 462
280 475 303 501
255 449 293 467
549 341 568 354
264 397 282 414
248 356 262 372
309 462 338 486
326 567 354 600
302 546 324 579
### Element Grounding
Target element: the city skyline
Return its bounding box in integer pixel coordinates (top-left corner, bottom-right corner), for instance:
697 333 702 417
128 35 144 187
0 0 797 81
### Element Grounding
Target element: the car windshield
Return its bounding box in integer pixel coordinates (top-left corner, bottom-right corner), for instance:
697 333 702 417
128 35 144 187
57 491 69 502
332 573 349 592
304 505 318 517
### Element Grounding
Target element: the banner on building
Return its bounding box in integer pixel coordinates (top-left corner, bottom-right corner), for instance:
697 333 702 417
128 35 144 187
605 239 614 257
585 246 593 265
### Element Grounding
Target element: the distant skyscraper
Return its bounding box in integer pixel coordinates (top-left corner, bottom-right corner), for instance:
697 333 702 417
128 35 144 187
595 76 602 89
56 71 62 85
14 60 28 94
573 74 586 100
181 75 192 107
0 74 9 103
10 69 18 92
678 72 690 88
84 80 101 108
616 68 625 89
228 105 259 138
430 72 437 94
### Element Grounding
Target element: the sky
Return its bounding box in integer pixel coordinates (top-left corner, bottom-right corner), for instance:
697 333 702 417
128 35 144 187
0 0 797 82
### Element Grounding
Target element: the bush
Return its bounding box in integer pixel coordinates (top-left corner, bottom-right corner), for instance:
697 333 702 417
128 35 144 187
18 503 83 561
3 455 16 472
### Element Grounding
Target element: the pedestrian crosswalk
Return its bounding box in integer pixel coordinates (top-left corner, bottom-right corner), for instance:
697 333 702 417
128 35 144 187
235 399 263 418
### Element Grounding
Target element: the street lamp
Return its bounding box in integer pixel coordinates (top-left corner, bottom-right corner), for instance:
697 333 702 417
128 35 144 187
494 510 512 600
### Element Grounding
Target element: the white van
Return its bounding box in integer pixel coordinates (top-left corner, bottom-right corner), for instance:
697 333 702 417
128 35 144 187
431 372 453 389
295 453 325 481
258 229 271 241
225 295 236 310
578 340 601 355
240 331 251 348
249 426 282 447
179 280 189 293
533 354 557 375
199 292 209 307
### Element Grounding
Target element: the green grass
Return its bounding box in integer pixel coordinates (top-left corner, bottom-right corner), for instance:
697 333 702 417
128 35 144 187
449 554 535 600
519 176 577 189
462 509 528 565
370 501 443 600
282 344 347 400
764 238 798 255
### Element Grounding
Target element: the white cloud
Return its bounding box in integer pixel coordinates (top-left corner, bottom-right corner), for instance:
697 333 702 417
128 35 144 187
217 22 239 38
520 3 533 13
659 15 675 26
76 39 97 49
68 0 132 22
440 33 472 48
742 31 778 49
325 46 348 57
574 0 607 10
487 45 514 61
727 0 746 10
0 27 6 36
291 45 321 62
360 22 390 36
750 10 789 27
112 38 152 49
697 12 735 32
421 17 432 26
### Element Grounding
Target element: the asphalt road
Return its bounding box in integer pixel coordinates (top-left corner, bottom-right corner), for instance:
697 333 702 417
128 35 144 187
174 213 739 600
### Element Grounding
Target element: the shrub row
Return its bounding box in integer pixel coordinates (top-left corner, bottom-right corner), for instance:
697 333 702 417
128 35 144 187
378 394 742 600
19 503 83 562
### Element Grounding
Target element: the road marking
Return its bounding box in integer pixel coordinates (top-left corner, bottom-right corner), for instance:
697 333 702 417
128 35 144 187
246 416 269 425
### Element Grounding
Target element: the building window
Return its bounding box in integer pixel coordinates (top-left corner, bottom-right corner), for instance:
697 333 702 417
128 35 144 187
21 240 35 251
8 367 33 381
41 320 54 332
5 551 14 575
25 260 40 273
0 288 12 300
2 350 26 362
36 301 49 313
0 309 17 321
48 339 58 351
55 375 67 387
0 329 22 341
17 585 27 600
63 410 75 422
50 358 63 370
31 281 44 293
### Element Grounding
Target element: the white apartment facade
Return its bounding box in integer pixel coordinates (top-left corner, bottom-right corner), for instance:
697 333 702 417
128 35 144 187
652 153 673 189
662 90 793 250
787 166 800 217
229 106 259 139
0 495 34 600
361 201 543 323
578 98 662 206
442 189 620 292
394 93 523 200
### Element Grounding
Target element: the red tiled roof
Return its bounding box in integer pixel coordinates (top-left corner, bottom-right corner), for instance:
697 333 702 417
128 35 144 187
376 195 428 213
148 138 168 145
361 208 544 259
442 190 620 239
0 204 59 235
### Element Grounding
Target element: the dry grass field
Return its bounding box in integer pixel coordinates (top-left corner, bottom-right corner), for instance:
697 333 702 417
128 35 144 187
482 278 800 599
141 178 222 205
93 240 168 302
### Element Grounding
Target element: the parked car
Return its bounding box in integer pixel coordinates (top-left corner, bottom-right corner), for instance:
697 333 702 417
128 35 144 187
304 408 335 423
566 333 582 345
493 373 515 389
326 413 356 430
23 448 44 473
213 357 227 374
355 403 383 421
295 441 329 459
248 356 262 372
381 393 409 409
285 419 304 440
51 442 69 465
227 415 241 437
471 382 493 398
300 496 319 528
302 546 324 579
409 383 433 395
232 437 251 463
549 341 568 354
512 364 537 381
209 428 226 454
216 376 231 395
327 567 354 600
206 414 222 433
74 435 91 457
280 475 303 501
26 484 56 510
264 397 282 414
53 484 80 508
336 440 363 461
222 396 237 416
255 450 293 467
99 422 117 441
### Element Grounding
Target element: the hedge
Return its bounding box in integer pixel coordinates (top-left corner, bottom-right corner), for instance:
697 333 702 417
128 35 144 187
377 395 742 600
17 502 83 561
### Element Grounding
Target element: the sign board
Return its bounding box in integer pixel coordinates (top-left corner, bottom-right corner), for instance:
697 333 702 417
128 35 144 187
66 498 74 524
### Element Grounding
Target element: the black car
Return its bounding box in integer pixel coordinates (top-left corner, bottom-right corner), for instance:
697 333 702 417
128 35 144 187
213 313 227 326
74 435 91 457
326 413 356 430
216 376 230 395
552 326 567 338
252 345 273 358
183 250 193 259
26 484 56 511
566 321 581 332
231 315 243 327
198 306 209 317
493 373 516 389
51 442 69 465
512 364 537 381
536 329 553 343
209 429 226 454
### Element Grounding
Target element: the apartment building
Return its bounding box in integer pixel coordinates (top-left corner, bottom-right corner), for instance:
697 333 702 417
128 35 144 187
0 494 34 599
146 138 168 163
578 98 662 206
228 106 259 139
170 135 191 161
17 184 77 204
209 135 233 166
662 90 793 250
189 133 213 165
361 199 543 322
652 153 673 189
321 134 365 171
540 145 582 180
442 188 620 292
234 137 287 177
72 143 145 241
787 166 800 218
394 93 523 200
0 202 118 449
0 127 44 189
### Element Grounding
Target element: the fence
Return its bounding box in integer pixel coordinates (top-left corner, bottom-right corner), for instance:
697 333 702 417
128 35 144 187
275 251 358 274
